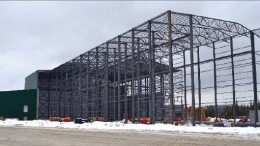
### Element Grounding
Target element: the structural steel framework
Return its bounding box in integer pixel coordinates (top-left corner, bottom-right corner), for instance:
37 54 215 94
36 11 260 126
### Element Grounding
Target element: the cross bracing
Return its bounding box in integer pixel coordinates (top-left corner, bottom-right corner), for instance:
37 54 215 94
35 10 260 126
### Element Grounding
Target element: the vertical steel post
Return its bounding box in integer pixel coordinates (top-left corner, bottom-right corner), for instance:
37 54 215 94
183 50 187 121
137 38 141 123
152 31 156 123
189 15 195 126
95 47 99 120
55 70 58 117
230 37 236 123
64 64 68 117
79 55 83 117
68 63 72 118
49 72 53 117
117 36 121 120
105 43 109 122
131 29 135 122
160 74 164 117
148 22 155 124
86 52 90 118
213 42 218 121
113 48 117 120
71 65 74 118
197 46 202 124
148 20 153 124
71 60 75 119
59 67 62 117
124 43 128 123
168 11 174 124
250 31 258 126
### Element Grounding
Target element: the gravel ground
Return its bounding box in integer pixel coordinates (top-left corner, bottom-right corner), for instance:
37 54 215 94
0 127 259 146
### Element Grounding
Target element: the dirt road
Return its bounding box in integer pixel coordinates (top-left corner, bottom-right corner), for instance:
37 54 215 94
0 127 258 146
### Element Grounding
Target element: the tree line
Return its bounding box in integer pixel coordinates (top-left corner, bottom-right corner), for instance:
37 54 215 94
205 102 260 119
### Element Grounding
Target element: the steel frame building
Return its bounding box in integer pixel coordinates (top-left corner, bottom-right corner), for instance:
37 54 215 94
30 11 260 126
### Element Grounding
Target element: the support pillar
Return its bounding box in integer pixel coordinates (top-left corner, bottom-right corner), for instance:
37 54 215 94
113 48 117 120
137 38 141 123
250 31 258 126
95 48 99 120
183 50 187 121
189 15 196 126
79 55 83 117
86 52 90 118
168 10 175 124
213 42 218 121
131 29 135 122
230 37 236 123
197 46 202 124
124 43 128 123
117 36 121 120
105 43 109 122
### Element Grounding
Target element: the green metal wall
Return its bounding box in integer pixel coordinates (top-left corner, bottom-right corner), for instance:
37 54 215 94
0 89 37 120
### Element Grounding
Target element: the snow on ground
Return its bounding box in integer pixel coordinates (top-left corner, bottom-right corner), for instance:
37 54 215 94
0 119 260 139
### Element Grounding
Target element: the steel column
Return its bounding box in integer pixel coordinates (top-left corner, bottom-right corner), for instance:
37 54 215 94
168 11 174 124
59 68 62 117
79 55 83 117
189 15 196 126
213 42 218 121
117 36 121 120
197 46 202 124
124 43 128 123
230 37 236 123
131 29 135 122
250 31 259 126
95 47 99 120
152 31 155 123
64 64 68 117
183 50 187 121
113 48 117 120
148 20 152 123
137 38 141 123
86 52 90 118
105 43 109 122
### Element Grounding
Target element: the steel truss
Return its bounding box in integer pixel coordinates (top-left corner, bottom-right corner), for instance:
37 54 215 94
37 11 260 126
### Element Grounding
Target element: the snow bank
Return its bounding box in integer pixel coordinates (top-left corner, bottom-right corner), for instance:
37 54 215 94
0 119 260 139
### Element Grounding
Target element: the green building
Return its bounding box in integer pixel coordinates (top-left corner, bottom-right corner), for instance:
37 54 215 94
0 89 37 120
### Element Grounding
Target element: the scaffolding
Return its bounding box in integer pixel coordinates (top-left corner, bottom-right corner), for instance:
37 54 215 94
35 11 260 126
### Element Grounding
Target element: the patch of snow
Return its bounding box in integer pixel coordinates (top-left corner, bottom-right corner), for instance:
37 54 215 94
0 119 260 139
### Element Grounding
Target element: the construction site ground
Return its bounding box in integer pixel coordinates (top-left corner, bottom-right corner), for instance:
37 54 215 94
0 127 259 146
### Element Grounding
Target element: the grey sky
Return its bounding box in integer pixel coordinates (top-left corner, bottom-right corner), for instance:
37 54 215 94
0 1 260 91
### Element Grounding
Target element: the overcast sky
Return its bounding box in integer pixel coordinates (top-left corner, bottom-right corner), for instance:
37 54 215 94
0 1 260 91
